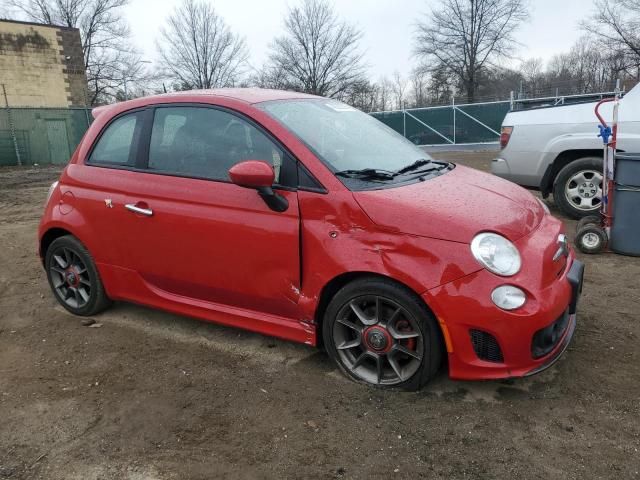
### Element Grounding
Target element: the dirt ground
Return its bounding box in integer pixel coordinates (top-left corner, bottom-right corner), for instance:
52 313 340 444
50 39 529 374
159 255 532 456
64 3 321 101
0 152 639 480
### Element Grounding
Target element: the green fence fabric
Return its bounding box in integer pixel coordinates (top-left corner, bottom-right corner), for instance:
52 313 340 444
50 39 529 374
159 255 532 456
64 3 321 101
372 101 510 145
0 107 91 166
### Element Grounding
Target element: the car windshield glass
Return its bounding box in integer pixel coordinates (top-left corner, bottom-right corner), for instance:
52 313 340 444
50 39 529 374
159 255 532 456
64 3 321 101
258 99 439 181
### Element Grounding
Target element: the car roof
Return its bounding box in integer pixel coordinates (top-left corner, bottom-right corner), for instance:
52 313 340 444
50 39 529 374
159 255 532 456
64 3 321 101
168 88 322 104
92 88 321 119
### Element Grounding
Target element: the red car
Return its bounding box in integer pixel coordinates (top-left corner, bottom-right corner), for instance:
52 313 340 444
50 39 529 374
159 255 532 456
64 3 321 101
39 89 584 390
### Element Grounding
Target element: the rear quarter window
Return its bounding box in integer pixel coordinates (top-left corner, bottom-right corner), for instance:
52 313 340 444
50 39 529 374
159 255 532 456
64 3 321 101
88 112 143 166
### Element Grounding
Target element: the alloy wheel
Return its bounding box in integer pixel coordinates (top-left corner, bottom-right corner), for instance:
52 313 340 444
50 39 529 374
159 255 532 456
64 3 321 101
49 246 92 309
564 170 603 212
333 295 424 386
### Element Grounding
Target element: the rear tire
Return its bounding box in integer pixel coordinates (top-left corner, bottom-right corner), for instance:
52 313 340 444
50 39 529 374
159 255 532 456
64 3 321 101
553 157 603 219
323 277 442 391
45 235 112 316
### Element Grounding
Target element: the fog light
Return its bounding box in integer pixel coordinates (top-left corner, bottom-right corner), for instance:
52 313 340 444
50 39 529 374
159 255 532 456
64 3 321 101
491 285 526 310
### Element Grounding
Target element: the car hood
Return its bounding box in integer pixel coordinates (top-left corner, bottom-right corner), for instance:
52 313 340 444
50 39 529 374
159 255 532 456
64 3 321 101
353 165 545 244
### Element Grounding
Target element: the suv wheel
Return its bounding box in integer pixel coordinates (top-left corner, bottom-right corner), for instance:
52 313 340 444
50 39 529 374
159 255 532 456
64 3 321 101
45 235 112 316
553 157 603 219
323 278 442 390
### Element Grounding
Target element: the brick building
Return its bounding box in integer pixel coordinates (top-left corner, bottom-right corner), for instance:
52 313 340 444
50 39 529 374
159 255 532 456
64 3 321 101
0 19 91 165
0 19 88 107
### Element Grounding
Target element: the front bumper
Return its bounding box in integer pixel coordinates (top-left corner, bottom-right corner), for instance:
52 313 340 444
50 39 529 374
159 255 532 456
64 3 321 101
425 255 584 381
525 259 583 377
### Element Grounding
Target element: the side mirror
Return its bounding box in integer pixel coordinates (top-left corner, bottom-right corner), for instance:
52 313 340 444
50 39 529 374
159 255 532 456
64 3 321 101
228 160 288 212
229 160 274 188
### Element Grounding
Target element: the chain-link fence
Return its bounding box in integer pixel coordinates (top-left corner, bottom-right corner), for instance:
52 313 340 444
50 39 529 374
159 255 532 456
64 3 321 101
371 101 509 146
0 107 91 166
372 101 511 146
371 90 621 146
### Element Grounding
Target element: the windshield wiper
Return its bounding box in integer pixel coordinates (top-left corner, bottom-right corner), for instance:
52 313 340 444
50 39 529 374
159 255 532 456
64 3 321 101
395 159 432 175
335 168 397 181
396 159 449 177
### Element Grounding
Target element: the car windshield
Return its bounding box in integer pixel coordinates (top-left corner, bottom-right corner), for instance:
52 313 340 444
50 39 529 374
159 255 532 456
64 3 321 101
259 99 446 187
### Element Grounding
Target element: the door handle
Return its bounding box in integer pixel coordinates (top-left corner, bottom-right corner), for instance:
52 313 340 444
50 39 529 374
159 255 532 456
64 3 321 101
125 203 153 216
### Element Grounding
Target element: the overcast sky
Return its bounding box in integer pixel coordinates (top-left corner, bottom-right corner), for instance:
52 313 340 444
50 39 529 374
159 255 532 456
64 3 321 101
126 0 593 79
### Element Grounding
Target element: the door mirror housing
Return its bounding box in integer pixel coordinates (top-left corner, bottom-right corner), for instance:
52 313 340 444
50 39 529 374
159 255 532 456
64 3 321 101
228 160 288 212
229 160 275 188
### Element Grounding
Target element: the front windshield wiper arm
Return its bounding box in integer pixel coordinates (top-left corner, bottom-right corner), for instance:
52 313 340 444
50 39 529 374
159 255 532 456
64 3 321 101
335 168 397 181
396 159 450 177
395 159 432 175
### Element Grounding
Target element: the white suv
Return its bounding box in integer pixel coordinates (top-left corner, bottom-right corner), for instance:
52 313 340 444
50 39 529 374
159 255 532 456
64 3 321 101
492 84 640 218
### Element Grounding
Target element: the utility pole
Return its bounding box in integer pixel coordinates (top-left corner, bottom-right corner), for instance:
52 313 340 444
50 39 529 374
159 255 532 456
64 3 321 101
2 84 22 166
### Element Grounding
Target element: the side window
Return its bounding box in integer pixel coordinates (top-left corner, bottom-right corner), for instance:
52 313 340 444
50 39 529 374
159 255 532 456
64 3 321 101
148 107 285 183
89 112 141 166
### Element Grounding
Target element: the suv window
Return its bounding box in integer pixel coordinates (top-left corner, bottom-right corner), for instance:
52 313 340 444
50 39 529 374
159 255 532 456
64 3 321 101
148 106 284 183
89 112 141 166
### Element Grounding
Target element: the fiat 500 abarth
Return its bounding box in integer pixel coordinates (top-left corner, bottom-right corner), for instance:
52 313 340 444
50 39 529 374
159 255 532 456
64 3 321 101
39 89 584 390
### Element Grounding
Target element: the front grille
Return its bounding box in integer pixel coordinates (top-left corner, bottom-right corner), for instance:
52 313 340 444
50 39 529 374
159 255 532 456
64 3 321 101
531 309 570 359
470 329 504 363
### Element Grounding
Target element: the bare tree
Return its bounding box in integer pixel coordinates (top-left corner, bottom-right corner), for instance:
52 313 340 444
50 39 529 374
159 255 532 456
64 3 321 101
342 81 379 112
545 37 627 94
251 63 295 91
519 58 545 96
414 0 529 103
265 0 366 97
408 69 429 107
8 0 138 105
376 77 393 112
392 71 406 109
427 64 456 104
157 0 248 90
520 58 544 82
585 0 640 59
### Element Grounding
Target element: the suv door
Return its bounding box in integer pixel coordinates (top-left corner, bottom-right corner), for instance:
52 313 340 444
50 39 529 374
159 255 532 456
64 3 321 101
120 105 301 319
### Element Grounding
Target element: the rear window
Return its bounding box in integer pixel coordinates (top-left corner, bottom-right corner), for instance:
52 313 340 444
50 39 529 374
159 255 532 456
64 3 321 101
89 112 142 166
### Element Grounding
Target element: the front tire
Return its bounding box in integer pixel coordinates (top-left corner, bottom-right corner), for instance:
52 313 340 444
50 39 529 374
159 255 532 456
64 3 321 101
553 157 603 219
45 235 112 316
323 278 442 391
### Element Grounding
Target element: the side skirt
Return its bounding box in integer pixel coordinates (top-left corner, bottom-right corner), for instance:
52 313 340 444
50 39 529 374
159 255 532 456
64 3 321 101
97 263 316 346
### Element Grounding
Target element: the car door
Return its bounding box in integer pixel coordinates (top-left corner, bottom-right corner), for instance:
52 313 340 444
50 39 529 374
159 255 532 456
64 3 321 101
120 105 301 319
75 110 146 268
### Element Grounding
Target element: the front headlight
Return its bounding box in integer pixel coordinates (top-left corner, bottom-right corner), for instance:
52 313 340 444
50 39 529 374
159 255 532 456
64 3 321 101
470 232 521 276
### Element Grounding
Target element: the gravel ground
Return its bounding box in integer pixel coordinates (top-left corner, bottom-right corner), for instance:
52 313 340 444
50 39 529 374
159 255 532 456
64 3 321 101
0 153 639 480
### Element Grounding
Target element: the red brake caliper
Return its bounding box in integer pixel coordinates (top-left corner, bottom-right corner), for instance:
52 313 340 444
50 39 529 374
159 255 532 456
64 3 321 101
396 320 416 352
